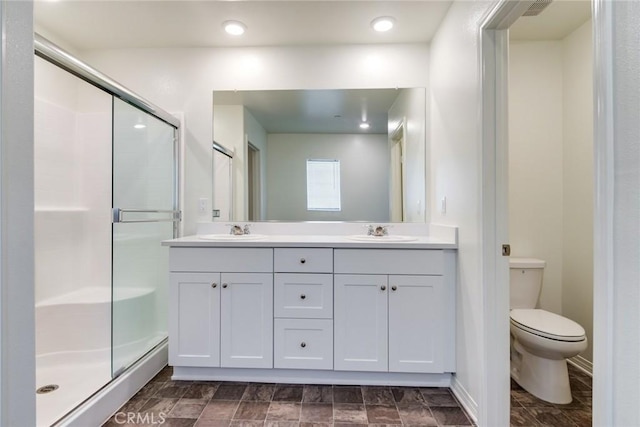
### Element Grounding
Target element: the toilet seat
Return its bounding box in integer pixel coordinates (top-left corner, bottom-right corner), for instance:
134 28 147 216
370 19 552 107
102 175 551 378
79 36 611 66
510 309 585 342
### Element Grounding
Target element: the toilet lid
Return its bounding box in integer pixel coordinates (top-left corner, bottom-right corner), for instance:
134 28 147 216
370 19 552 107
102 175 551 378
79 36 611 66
510 309 586 342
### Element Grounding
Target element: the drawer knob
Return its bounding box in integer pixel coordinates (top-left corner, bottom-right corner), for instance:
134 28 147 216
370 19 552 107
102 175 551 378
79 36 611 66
391 285 397 291
300 258 306 264
222 283 228 289
300 342 306 348
211 283 218 288
380 285 386 291
300 294 306 300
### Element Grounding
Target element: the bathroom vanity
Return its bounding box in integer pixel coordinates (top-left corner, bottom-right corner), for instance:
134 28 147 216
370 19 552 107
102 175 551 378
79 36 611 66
163 222 458 386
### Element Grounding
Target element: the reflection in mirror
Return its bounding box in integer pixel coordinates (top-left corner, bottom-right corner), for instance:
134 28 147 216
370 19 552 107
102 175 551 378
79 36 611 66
212 88 426 222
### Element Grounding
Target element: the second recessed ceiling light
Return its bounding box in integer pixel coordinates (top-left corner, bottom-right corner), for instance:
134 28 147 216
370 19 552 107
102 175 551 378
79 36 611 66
224 21 247 36
371 16 395 32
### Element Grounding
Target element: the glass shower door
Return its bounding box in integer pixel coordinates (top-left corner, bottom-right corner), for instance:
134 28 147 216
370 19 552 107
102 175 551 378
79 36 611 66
112 98 178 376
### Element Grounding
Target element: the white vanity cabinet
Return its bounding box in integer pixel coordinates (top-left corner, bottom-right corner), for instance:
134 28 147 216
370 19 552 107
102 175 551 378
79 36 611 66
334 249 451 374
168 248 274 369
273 248 334 370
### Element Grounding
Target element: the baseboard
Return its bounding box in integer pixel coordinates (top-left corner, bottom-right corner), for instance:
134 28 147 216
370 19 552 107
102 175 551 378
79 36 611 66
450 374 478 424
568 355 593 376
54 340 168 427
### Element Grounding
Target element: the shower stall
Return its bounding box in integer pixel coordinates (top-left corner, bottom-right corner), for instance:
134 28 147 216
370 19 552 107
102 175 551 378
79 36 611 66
34 36 180 426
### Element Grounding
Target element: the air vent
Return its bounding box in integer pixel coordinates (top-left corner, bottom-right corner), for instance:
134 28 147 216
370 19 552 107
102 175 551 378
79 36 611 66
522 0 553 16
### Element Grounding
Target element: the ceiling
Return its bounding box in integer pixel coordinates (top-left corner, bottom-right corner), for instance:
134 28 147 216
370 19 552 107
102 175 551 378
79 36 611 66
214 88 405 134
510 0 591 41
35 0 592 50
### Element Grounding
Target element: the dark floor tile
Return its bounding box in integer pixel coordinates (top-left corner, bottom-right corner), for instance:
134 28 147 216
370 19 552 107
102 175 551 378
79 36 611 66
299 423 332 427
152 366 173 382
511 394 522 408
422 391 458 407
135 381 165 399
229 421 265 427
199 400 240 421
430 407 472 426
554 397 588 411
510 379 524 392
155 382 191 399
419 387 452 395
527 407 575 426
213 384 248 401
363 387 395 405
366 404 402 424
510 407 537 426
391 388 425 405
155 419 197 427
194 419 230 427
184 383 219 400
273 385 304 402
303 385 333 403
574 394 592 407
569 378 592 393
265 422 300 427
115 397 149 414
267 402 301 421
334 424 368 427
511 391 554 408
168 399 207 419
560 409 591 427
333 386 363 404
367 424 402 427
139 397 180 416
300 403 333 423
397 404 438 426
233 401 270 421
243 384 276 401
333 403 368 424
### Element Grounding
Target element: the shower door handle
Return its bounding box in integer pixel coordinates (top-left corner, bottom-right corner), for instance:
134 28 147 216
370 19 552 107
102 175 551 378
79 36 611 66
112 208 181 223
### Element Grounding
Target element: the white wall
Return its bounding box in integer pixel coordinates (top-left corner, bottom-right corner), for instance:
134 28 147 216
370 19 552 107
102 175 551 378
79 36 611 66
388 88 428 222
508 41 564 314
428 0 497 421
266 133 389 221
561 20 593 364
508 20 593 363
77 44 430 234
34 56 113 304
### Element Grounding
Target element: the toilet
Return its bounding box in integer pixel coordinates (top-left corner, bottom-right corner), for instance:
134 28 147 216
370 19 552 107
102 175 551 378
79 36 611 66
509 257 587 404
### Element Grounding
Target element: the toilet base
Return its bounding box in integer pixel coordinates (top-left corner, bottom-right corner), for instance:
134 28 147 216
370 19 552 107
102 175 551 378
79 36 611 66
511 341 572 404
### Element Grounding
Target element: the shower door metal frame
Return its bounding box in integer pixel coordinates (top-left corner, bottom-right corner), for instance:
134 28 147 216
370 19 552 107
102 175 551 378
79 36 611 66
34 33 182 240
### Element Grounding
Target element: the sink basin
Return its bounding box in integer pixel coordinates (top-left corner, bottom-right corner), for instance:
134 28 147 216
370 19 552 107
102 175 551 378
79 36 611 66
199 234 268 241
345 235 418 242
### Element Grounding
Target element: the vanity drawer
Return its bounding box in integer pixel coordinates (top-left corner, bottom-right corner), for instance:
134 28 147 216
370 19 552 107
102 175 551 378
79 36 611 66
334 249 444 275
274 319 333 370
169 248 273 272
274 274 333 319
274 248 333 273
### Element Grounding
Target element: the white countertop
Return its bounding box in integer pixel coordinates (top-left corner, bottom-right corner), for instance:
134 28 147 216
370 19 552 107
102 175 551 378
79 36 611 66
162 234 457 249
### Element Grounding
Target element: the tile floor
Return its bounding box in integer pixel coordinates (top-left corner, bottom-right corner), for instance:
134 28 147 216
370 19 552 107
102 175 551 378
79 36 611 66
104 363 592 427
510 363 592 427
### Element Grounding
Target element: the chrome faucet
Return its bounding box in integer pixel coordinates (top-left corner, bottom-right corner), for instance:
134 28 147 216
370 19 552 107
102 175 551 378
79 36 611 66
226 224 251 235
367 225 388 237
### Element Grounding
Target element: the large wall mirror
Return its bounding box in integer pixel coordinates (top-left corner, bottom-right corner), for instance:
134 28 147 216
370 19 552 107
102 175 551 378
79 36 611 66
212 88 426 223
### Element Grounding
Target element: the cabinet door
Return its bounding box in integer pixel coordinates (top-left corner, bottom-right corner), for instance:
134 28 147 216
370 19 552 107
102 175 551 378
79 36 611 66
388 275 444 373
334 274 388 372
169 272 220 367
220 273 273 368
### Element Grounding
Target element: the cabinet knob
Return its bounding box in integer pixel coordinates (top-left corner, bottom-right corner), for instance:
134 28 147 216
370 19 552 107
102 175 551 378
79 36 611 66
222 283 228 289
391 285 397 291
211 283 217 288
300 294 306 300
300 258 306 264
380 285 386 291
300 342 306 348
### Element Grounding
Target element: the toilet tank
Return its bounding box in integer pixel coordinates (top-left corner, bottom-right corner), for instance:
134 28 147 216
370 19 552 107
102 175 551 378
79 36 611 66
509 257 546 309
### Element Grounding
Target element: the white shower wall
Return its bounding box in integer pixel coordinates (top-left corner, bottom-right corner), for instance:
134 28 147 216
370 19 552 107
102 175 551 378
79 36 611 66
34 57 112 304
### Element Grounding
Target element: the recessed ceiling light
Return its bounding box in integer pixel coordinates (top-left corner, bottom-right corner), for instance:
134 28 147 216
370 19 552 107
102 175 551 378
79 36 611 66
371 16 395 32
359 122 370 129
224 20 247 36
134 123 146 129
